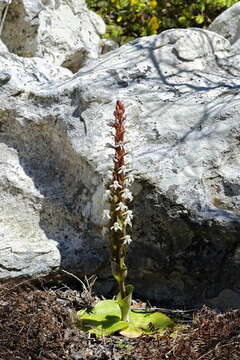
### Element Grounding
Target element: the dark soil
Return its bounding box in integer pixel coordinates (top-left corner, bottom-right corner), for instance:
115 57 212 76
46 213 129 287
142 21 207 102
0 280 240 360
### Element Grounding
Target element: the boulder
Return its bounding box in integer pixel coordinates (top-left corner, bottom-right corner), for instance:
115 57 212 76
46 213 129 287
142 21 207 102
0 53 71 279
208 288 240 311
0 0 106 72
0 39 8 52
209 2 240 51
0 0 11 41
0 0 10 14
1 28 240 307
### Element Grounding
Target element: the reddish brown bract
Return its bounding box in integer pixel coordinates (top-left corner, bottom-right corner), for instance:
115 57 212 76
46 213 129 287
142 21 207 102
112 100 127 187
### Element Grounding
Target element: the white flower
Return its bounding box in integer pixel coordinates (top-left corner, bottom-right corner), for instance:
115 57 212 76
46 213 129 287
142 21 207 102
124 210 133 227
103 209 111 220
110 180 122 190
125 210 133 219
116 202 128 212
122 235 132 246
115 141 124 149
111 222 122 232
124 217 132 227
118 165 127 174
125 173 134 186
103 189 112 200
121 188 133 201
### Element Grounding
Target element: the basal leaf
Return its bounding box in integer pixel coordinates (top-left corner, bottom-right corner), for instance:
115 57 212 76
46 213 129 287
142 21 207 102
77 298 175 338
88 319 128 337
77 300 128 336
120 310 175 337
91 299 121 317
130 310 174 332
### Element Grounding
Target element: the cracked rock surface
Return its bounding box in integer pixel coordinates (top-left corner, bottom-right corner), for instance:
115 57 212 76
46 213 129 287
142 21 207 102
0 13 240 307
0 0 106 72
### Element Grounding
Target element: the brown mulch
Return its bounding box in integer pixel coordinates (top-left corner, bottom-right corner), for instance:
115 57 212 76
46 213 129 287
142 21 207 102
0 281 240 360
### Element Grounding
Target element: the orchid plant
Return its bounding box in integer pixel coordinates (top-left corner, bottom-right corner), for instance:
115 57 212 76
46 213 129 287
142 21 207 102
103 100 134 304
77 101 174 337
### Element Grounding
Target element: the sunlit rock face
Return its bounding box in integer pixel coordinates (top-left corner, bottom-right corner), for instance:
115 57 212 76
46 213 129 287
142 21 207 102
209 2 240 52
0 0 106 72
0 39 8 52
0 19 240 308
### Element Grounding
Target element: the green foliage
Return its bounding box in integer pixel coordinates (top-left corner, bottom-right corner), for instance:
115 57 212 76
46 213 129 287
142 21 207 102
77 300 129 337
77 284 174 337
120 310 175 337
116 284 134 321
86 0 239 44
77 297 175 337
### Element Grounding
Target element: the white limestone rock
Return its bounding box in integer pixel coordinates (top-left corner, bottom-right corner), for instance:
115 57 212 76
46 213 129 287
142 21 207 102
101 39 119 54
1 28 240 307
0 142 60 279
0 39 8 52
0 53 72 279
209 2 240 51
1 0 106 72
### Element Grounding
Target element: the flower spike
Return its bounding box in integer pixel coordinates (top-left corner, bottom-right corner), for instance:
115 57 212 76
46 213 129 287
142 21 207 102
103 100 134 301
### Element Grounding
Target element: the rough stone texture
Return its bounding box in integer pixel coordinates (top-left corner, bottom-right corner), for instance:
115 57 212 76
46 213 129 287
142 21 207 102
208 288 240 311
0 39 8 52
1 27 240 307
0 0 9 13
209 2 240 51
101 39 119 54
0 53 71 279
0 0 106 72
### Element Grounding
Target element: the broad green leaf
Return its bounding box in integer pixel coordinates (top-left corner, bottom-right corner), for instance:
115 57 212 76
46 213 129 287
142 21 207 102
130 310 175 332
88 319 129 337
92 299 121 317
119 322 143 338
77 299 175 338
77 300 128 336
120 310 175 337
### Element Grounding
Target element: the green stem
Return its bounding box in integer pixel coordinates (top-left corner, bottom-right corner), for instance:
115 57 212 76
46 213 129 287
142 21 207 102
111 245 127 301
118 273 126 299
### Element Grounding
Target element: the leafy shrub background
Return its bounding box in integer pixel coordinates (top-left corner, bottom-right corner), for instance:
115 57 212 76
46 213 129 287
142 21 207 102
86 0 238 44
